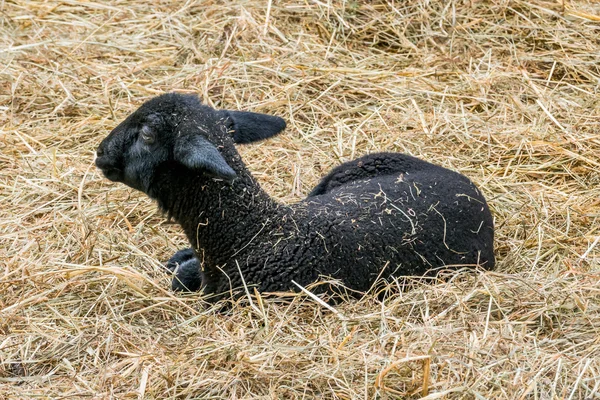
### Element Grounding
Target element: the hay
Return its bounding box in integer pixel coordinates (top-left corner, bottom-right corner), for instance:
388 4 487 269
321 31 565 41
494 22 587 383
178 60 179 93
1 0 599 398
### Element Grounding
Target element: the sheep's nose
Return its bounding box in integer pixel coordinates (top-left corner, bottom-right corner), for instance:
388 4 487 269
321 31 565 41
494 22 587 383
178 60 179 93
96 146 105 158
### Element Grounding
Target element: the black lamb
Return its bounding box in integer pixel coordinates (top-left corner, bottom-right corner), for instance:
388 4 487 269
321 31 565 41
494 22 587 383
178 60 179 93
95 93 495 301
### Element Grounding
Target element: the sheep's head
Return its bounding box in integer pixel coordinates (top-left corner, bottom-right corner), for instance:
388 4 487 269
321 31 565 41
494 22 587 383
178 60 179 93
95 93 286 194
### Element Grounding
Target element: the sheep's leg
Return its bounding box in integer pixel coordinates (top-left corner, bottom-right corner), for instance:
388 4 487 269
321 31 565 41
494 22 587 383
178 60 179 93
165 248 203 292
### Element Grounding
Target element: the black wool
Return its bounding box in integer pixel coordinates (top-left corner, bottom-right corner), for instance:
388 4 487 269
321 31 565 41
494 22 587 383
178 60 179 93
96 93 495 302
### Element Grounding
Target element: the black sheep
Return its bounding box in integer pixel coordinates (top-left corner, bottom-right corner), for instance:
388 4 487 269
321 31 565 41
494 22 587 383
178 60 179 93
96 93 495 301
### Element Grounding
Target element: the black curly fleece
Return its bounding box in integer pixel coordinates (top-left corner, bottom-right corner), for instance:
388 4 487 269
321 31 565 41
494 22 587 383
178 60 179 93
152 151 494 300
96 93 494 302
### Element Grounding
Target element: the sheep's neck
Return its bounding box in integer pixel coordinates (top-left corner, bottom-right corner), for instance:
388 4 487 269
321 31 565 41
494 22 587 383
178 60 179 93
151 159 281 264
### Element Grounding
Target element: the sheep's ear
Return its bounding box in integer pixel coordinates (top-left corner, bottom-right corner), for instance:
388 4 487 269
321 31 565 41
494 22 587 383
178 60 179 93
220 110 286 144
174 135 236 179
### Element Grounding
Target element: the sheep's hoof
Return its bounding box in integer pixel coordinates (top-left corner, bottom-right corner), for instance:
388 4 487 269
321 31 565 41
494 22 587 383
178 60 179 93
165 248 202 292
171 258 202 292
165 248 195 274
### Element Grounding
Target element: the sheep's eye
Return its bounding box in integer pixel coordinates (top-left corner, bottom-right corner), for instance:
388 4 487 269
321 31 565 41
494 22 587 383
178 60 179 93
140 125 155 144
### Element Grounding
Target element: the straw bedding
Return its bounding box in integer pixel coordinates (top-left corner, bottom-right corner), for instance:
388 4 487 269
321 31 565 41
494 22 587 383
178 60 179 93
1 0 599 398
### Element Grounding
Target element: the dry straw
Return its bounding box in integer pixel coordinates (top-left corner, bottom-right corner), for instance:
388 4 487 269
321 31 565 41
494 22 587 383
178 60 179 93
1 0 599 398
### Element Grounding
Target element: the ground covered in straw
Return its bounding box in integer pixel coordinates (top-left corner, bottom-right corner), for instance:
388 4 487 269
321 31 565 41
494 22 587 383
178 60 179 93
1 1 599 398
